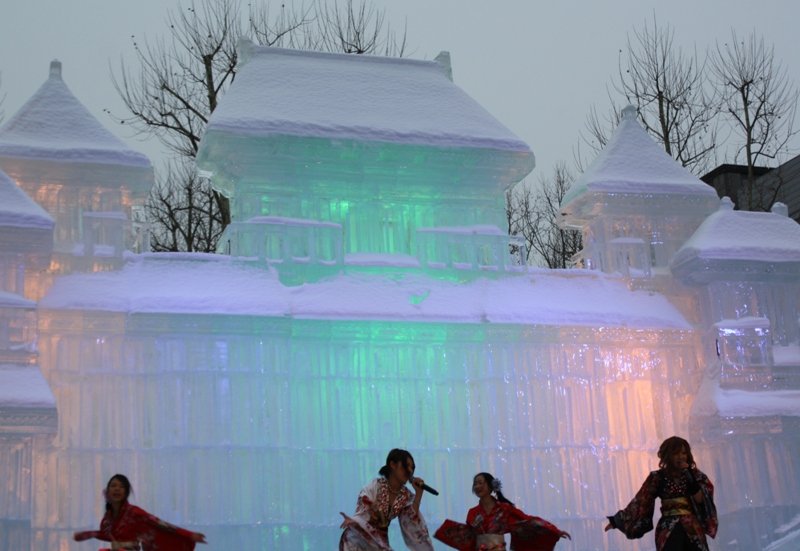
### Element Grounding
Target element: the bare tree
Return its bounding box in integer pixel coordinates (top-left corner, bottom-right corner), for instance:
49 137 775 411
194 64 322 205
112 0 410 252
710 30 799 211
313 0 407 55
507 163 582 269
583 17 718 175
146 160 224 252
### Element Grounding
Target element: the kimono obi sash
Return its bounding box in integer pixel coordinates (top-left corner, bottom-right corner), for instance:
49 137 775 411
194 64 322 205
476 533 506 550
661 496 693 517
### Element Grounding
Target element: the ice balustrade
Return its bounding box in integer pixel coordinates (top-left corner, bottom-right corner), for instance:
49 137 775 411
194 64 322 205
416 225 526 273
575 213 711 276
32 308 700 551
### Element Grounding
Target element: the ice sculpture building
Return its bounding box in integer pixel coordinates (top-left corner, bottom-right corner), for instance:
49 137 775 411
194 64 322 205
0 60 154 285
0 45 799 551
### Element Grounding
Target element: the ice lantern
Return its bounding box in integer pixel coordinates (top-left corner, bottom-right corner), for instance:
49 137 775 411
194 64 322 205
197 40 534 282
558 105 719 276
0 60 154 278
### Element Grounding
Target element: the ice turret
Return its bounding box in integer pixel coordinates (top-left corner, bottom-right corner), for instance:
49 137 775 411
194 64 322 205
0 60 154 275
198 40 534 273
559 105 719 275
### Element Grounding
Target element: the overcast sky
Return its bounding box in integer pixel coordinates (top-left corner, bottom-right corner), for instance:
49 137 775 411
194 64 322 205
1 0 798 183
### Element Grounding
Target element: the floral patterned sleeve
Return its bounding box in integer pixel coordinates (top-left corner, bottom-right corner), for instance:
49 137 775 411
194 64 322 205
693 470 718 539
398 493 435 551
609 471 659 540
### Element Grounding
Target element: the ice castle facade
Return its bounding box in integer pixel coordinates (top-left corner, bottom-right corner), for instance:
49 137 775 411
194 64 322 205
0 47 798 551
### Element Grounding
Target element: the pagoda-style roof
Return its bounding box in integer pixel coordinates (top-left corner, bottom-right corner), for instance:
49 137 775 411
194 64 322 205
559 106 718 228
204 41 531 152
197 41 534 195
0 167 54 230
671 197 800 277
0 61 151 168
671 198 800 282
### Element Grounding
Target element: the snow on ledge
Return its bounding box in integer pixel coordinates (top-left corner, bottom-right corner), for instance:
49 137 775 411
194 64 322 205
0 364 56 408
39 254 692 329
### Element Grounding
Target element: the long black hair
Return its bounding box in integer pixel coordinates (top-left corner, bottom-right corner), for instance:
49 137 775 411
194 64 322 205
473 472 514 507
104 474 132 513
378 449 415 479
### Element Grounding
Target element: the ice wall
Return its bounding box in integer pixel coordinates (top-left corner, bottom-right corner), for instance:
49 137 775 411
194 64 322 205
32 288 699 550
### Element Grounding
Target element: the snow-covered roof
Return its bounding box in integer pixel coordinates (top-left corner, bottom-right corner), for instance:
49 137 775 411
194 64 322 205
203 40 531 153
39 254 691 329
0 167 54 229
0 61 151 168
672 198 800 267
0 364 56 409
0 291 36 309
561 106 718 209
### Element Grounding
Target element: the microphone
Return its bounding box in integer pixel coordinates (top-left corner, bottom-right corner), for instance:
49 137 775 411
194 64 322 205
412 479 439 496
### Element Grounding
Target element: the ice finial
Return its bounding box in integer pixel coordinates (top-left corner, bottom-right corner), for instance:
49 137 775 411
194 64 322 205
49 59 62 79
621 105 637 121
237 36 255 67
719 196 734 211
771 202 789 217
434 51 453 82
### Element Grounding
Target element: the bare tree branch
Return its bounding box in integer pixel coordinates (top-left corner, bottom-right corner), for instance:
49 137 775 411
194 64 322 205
710 30 799 211
507 163 582 269
146 160 224 252
582 16 718 176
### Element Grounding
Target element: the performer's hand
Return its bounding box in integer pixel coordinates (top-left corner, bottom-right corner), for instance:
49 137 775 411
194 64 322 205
339 512 358 530
411 477 425 494
559 530 571 540
604 523 613 532
192 532 207 544
679 461 689 470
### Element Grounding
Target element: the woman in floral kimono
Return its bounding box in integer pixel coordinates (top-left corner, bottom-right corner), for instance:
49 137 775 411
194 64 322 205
605 436 718 551
73 474 206 551
339 449 434 551
434 472 570 551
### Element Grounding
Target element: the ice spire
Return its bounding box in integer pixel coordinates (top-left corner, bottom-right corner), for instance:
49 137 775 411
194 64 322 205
49 59 62 80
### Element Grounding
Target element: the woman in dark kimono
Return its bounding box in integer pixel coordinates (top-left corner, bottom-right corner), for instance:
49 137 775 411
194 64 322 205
434 472 570 551
605 436 718 551
73 474 206 551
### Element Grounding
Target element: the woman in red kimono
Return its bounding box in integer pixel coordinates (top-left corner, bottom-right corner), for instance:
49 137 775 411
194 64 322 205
434 472 570 551
605 436 718 551
73 474 206 551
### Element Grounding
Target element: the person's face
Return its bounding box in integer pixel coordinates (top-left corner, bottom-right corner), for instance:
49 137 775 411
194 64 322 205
107 479 128 505
472 475 492 499
669 446 688 470
390 457 415 484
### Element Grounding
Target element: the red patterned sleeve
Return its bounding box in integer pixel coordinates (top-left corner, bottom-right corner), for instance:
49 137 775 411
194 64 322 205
73 530 107 542
504 505 561 551
128 506 200 550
